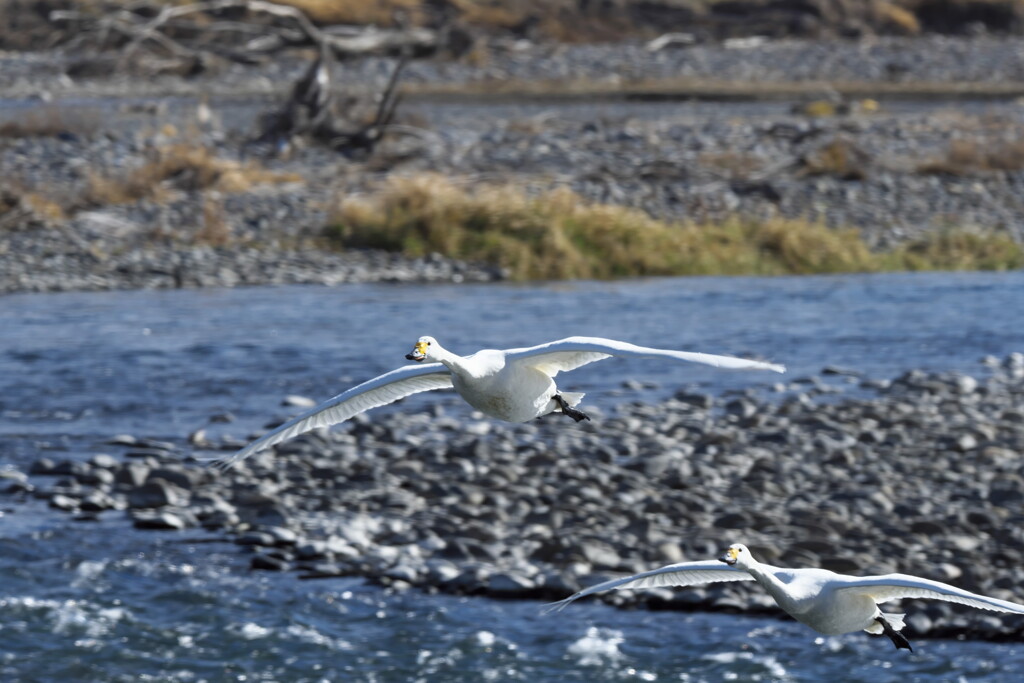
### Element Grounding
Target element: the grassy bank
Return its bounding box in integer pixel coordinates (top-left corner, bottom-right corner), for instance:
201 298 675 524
326 174 1024 280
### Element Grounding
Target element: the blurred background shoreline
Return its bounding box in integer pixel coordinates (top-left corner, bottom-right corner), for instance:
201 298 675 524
3 0 1024 295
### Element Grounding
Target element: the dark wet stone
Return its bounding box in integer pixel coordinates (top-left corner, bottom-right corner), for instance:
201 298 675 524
578 541 621 570
298 563 346 579
820 556 862 573
82 468 116 486
262 526 299 545
714 512 752 529
80 491 117 511
822 365 860 376
673 391 713 408
295 540 330 560
988 482 1024 506
132 510 188 530
2 480 33 495
0 470 29 486
73 511 102 522
444 567 489 593
115 463 150 488
385 563 422 584
49 493 79 511
135 439 178 451
89 454 119 469
540 570 580 597
29 458 57 475
424 560 461 585
954 434 979 452
251 553 291 571
235 531 276 547
128 480 190 509
725 398 758 419
234 500 292 528
146 466 197 490
126 447 176 459
52 460 91 478
200 508 241 529
487 571 538 597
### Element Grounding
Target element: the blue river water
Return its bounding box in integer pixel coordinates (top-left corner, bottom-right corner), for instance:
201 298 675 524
2 271 1024 682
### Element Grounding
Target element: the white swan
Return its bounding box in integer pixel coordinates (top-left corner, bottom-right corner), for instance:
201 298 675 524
545 543 1024 651
221 336 784 468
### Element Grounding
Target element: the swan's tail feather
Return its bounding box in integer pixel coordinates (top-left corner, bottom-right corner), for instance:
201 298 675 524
882 613 906 631
556 392 585 409
865 612 906 634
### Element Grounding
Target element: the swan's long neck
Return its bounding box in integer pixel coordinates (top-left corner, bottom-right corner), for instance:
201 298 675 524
744 561 802 614
432 345 469 377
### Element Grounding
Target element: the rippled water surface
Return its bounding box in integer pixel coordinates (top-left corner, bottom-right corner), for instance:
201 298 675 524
3 271 1024 681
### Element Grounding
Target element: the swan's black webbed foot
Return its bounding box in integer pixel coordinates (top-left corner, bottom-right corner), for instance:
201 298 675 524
553 394 590 423
875 617 913 652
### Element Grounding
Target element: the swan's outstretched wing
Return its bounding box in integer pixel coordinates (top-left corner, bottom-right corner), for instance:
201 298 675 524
543 560 754 613
503 336 786 377
834 574 1024 614
220 364 453 468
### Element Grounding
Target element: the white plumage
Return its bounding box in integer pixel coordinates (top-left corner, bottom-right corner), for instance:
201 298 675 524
221 336 784 468
545 543 1024 651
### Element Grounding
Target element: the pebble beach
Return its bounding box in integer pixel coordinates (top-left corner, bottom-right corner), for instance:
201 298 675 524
6 352 1024 640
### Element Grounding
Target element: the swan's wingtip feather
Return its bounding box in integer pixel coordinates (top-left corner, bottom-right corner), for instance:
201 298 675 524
540 597 576 615
210 443 259 471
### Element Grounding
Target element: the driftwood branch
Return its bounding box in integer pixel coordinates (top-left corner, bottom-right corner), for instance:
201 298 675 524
256 52 419 161
50 0 440 70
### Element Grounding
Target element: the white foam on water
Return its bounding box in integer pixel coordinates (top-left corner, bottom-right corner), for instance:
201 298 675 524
476 630 496 647
283 623 353 651
2 595 132 638
415 646 465 675
567 626 626 667
813 635 846 653
701 650 787 680
234 622 272 640
72 559 108 585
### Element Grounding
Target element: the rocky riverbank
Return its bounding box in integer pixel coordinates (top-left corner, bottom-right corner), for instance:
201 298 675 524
4 35 1024 294
5 353 1024 641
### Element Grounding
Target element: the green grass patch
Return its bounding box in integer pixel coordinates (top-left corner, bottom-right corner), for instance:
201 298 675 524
326 174 1023 280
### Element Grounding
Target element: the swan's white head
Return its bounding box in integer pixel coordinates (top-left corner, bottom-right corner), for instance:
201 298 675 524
719 543 753 568
406 336 439 362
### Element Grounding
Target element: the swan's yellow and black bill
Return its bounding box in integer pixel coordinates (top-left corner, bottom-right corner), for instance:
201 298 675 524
405 340 428 362
720 547 739 565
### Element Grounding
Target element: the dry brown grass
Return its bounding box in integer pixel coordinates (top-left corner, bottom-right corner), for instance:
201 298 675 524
274 0 424 25
326 174 1024 279
1 179 67 231
195 194 231 246
799 138 871 180
448 0 524 27
875 1 922 34
21 192 67 222
697 151 765 178
85 144 302 206
917 138 1024 175
31 0 1024 50
894 228 1024 271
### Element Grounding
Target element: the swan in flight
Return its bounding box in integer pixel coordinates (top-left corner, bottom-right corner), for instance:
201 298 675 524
221 336 784 468
545 543 1024 651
